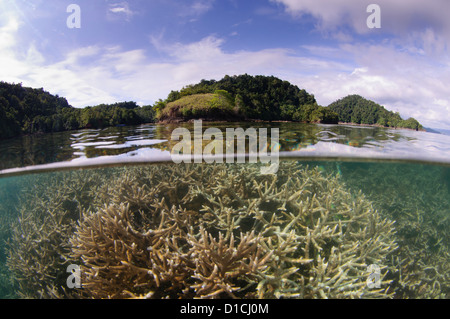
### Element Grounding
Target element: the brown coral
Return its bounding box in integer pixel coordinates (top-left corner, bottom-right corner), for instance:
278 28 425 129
4 161 401 299
65 162 397 299
5 170 102 298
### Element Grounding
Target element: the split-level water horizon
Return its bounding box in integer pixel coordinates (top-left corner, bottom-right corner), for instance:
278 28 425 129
0 122 448 299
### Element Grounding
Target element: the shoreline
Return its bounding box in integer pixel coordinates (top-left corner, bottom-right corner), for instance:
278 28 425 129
158 117 331 125
0 119 426 142
337 122 426 132
157 118 425 132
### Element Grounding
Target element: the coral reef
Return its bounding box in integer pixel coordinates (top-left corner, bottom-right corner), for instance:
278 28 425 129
1 176 28 298
339 163 449 298
0 211 15 298
66 162 398 298
8 160 447 299
5 170 103 298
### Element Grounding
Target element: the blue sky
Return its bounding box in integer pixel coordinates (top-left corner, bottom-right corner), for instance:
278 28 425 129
0 0 449 129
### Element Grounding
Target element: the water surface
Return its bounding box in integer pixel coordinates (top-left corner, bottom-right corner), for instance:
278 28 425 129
1 122 449 175
0 123 448 299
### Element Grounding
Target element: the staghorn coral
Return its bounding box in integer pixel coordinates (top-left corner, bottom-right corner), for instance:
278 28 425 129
6 188 77 298
69 189 271 298
70 201 192 299
187 227 272 298
339 163 449 298
3 160 408 299
4 160 448 299
243 167 398 299
66 162 398 299
5 170 104 298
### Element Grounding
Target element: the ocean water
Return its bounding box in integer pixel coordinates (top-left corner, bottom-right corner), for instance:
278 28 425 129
0 122 448 299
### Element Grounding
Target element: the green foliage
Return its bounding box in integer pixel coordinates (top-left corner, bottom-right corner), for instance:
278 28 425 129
0 96 21 139
397 117 423 130
157 74 337 124
135 105 155 124
0 81 155 140
0 79 425 141
158 93 236 121
166 90 181 103
328 95 423 130
233 93 245 116
213 89 234 105
152 99 166 118
209 90 234 112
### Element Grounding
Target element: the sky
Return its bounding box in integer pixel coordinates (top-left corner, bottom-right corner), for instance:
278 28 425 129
0 0 449 129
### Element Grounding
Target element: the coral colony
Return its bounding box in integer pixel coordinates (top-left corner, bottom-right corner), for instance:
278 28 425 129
5 162 408 299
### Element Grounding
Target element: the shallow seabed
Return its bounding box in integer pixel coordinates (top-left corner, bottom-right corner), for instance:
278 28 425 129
0 159 448 299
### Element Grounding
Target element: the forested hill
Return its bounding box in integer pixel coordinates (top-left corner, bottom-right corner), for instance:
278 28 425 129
328 95 423 130
156 74 339 124
1 77 425 140
0 82 154 140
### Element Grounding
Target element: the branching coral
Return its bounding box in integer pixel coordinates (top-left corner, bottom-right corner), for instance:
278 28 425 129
70 201 191 299
339 163 449 298
69 183 271 299
5 170 103 298
239 167 398 299
187 227 271 298
64 162 398 299
3 161 404 299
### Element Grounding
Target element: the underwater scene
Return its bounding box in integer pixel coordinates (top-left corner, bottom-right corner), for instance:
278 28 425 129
0 123 449 299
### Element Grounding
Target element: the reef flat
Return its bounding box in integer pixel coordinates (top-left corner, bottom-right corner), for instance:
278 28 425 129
0 161 447 299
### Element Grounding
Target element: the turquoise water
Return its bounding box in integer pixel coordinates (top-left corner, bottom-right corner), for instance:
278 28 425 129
0 123 449 299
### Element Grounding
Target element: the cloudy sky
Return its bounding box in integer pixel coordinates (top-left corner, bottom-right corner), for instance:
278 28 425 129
0 0 449 129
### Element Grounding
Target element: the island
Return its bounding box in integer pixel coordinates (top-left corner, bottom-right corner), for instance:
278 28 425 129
0 74 424 140
328 94 424 131
155 74 339 125
0 81 154 140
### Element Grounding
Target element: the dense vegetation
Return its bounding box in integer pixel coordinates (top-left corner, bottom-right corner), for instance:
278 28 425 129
328 95 423 130
0 76 425 140
0 82 154 140
156 74 339 124
157 91 236 121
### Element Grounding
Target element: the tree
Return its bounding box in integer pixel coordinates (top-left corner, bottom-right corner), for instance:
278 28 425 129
159 74 329 123
233 94 245 116
153 99 166 118
328 95 423 129
166 90 181 103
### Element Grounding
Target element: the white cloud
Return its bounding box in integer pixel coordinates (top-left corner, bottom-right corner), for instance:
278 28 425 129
191 0 214 15
0 16 19 50
294 41 450 129
107 2 136 21
0 15 117 107
1 16 343 109
272 0 450 39
152 35 225 61
270 0 450 129
174 0 215 18
1 9 449 129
